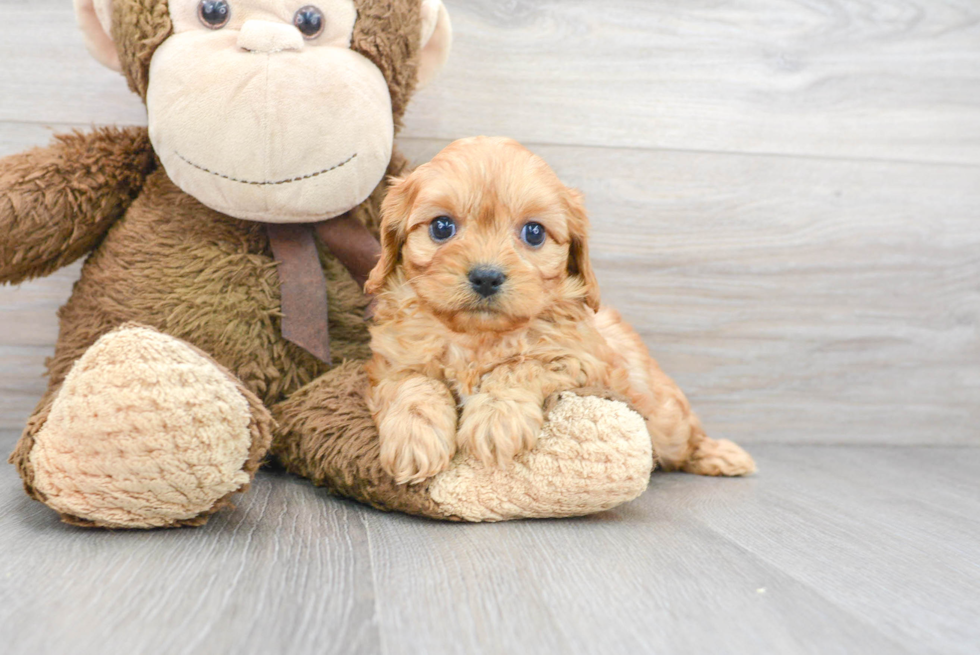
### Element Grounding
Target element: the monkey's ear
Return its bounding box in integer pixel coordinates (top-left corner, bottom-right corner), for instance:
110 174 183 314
74 0 122 71
365 176 416 295
418 0 453 88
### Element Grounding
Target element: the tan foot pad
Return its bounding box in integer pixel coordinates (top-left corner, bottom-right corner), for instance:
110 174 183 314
428 392 654 522
29 326 257 528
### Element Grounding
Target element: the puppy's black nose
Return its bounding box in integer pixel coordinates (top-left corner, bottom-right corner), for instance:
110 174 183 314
468 267 507 298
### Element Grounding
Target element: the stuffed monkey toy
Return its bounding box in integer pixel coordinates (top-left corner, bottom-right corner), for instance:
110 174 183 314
1 0 658 529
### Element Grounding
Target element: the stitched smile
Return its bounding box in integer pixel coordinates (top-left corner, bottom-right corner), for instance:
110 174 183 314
175 152 358 186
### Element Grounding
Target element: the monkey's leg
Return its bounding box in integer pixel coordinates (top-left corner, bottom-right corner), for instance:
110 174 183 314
271 364 654 522
9 324 273 529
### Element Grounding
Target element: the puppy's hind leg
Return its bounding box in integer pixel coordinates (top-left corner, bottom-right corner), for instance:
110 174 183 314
678 431 757 478
595 307 755 477
644 376 756 477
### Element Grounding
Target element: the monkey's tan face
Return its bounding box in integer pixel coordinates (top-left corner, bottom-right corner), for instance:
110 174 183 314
147 0 394 223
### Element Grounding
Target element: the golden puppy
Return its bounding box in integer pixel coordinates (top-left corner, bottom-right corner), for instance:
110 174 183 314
365 137 756 485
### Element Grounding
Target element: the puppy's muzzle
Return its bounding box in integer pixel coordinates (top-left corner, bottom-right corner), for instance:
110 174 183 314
468 266 507 298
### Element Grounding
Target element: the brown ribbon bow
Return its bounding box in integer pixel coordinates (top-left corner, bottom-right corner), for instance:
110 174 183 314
267 216 381 364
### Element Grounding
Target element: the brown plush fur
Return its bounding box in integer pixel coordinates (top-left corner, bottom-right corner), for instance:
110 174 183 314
3 1 665 527
0 127 155 285
112 0 173 98
111 0 425 117
2 0 437 525
366 138 756 484
350 0 425 126
5 148 411 524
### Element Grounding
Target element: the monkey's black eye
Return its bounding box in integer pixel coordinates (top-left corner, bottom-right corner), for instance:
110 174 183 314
198 0 230 29
429 217 457 243
521 222 547 248
294 6 325 38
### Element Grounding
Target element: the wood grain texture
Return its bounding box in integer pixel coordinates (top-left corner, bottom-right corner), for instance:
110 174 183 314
0 7 145 127
0 459 381 655
2 1 980 163
2 442 977 655
362 500 910 655
648 446 980 655
406 0 980 165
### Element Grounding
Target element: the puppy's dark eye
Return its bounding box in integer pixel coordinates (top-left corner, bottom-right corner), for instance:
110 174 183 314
521 222 547 248
429 217 457 243
294 6 325 38
198 0 230 29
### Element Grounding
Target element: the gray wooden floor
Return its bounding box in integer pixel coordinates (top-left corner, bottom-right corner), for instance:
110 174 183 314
1 439 977 655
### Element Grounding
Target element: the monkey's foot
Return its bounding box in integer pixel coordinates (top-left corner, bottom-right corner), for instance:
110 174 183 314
428 391 654 521
20 324 273 528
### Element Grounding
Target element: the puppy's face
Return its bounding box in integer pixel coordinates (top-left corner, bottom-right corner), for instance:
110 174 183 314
367 137 600 333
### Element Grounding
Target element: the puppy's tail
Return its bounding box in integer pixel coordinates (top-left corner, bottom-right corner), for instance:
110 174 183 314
593 307 756 476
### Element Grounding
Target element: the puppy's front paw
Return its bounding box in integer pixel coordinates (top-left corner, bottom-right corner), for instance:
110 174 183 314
378 399 458 485
457 393 543 468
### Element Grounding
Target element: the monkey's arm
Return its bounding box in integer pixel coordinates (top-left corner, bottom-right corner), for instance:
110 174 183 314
0 127 155 285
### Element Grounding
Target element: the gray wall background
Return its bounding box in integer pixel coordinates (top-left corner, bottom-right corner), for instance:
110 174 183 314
1 0 978 445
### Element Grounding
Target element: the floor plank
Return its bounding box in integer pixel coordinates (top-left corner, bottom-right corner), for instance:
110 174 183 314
1 443 977 655
1 1 979 163
0 465 381 655
363 503 911 655
648 446 980 655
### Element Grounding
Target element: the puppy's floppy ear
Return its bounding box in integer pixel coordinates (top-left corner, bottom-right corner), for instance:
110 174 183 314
366 175 417 295
564 188 601 311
